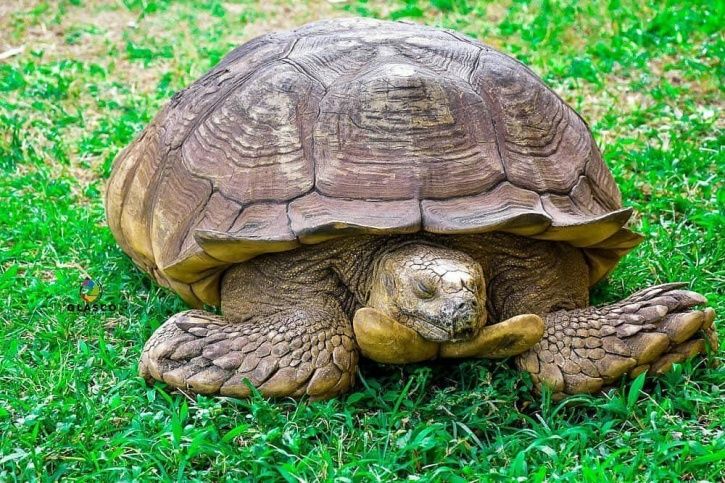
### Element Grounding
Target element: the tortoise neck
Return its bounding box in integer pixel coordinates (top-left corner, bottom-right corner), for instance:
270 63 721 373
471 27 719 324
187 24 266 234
328 235 449 309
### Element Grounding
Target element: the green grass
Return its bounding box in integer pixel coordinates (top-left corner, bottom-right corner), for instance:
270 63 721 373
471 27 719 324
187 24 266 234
1 0 723 480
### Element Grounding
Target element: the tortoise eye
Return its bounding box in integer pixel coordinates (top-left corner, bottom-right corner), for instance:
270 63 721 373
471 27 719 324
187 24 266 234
413 279 437 299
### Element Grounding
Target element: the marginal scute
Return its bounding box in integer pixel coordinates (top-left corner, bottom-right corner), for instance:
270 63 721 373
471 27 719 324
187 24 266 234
583 228 644 284
196 202 299 263
162 249 226 283
533 207 633 247
105 18 641 307
421 182 551 235
107 128 158 270
288 193 421 244
166 278 203 307
191 272 223 307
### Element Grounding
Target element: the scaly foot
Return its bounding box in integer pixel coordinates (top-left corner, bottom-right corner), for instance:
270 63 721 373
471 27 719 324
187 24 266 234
516 283 717 398
140 301 358 399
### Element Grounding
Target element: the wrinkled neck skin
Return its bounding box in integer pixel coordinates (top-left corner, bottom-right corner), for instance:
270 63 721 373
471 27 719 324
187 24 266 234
331 235 453 308
330 233 589 327
223 233 590 333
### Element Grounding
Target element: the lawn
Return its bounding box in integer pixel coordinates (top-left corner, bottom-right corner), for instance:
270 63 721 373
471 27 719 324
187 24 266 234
0 0 723 480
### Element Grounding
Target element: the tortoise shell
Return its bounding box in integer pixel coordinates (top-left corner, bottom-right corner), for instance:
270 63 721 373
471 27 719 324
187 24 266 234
105 18 642 307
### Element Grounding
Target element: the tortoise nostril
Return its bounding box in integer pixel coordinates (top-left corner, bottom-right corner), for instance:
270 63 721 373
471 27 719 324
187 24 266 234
454 300 474 315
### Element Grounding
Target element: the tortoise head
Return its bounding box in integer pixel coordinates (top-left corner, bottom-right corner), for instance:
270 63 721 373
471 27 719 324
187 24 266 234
368 243 487 342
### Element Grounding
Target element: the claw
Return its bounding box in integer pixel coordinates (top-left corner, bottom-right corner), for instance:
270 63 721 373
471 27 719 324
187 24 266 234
538 360 565 392
660 311 704 344
563 372 603 394
595 355 637 383
187 367 230 393
703 308 716 330
704 325 719 352
624 332 669 365
650 353 687 374
629 364 649 379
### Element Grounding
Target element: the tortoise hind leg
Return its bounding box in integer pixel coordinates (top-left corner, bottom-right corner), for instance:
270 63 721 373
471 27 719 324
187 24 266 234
139 296 358 399
516 283 717 399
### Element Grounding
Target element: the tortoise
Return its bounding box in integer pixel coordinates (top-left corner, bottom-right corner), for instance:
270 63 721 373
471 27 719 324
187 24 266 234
106 17 717 400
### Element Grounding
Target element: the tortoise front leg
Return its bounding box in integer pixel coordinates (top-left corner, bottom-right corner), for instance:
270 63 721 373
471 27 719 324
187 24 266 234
139 297 358 399
516 284 717 399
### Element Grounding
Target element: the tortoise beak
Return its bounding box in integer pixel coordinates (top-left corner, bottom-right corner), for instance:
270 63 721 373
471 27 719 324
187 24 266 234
437 298 485 342
410 298 485 343
446 298 482 340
